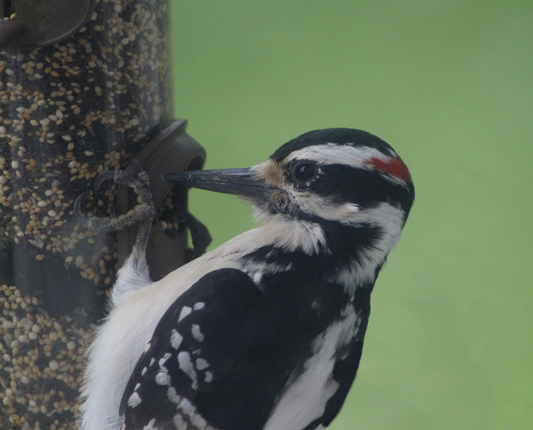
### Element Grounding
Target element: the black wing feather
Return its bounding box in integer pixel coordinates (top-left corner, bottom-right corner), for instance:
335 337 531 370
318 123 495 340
120 268 293 430
120 266 369 430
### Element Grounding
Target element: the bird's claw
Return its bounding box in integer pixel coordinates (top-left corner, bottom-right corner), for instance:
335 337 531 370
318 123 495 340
93 170 117 196
174 210 212 259
74 192 91 228
75 161 155 235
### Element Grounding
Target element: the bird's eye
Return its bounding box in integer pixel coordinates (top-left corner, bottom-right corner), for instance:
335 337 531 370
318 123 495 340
291 161 318 184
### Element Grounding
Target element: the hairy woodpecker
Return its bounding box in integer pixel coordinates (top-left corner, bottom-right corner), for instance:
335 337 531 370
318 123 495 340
78 128 414 430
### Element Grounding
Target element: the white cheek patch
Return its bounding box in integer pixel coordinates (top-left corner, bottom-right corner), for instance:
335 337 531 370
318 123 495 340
253 209 329 255
292 192 361 224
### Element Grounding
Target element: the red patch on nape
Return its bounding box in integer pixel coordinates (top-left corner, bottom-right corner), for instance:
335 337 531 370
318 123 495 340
366 156 412 182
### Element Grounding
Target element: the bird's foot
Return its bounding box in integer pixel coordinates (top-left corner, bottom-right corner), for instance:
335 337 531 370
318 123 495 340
75 160 155 250
174 209 212 259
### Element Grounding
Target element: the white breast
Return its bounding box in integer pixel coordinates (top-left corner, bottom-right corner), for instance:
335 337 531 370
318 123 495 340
79 240 247 430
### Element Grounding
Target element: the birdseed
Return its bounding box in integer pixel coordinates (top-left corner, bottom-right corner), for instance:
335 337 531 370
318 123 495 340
0 284 95 429
0 0 173 427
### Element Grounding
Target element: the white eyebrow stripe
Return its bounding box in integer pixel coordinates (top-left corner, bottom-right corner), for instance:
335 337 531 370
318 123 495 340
284 143 395 169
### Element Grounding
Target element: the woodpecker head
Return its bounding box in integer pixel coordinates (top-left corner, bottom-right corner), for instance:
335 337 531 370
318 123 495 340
164 129 414 287
164 128 414 226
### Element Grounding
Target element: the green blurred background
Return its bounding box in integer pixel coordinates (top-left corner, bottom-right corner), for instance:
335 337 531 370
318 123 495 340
170 1 533 429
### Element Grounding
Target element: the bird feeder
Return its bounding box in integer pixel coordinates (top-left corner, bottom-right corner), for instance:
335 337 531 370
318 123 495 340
0 1 205 428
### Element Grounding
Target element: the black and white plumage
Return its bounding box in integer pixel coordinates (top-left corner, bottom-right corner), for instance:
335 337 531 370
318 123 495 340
78 128 414 430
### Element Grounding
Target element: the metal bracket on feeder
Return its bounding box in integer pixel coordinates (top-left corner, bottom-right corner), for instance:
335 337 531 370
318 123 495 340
116 119 208 281
0 0 96 48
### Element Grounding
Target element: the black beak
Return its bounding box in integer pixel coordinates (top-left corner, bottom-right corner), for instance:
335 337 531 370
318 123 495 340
163 168 271 200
